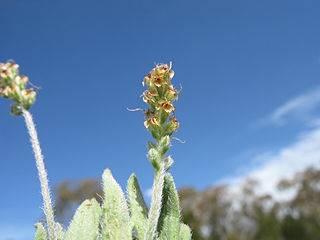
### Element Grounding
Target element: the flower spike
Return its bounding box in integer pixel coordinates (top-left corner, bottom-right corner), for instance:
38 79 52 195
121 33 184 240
142 63 180 141
0 60 36 115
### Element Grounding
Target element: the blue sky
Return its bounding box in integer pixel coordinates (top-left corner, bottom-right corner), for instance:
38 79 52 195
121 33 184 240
1 0 320 239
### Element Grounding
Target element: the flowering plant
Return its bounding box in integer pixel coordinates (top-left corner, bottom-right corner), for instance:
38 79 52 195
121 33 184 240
0 61 192 240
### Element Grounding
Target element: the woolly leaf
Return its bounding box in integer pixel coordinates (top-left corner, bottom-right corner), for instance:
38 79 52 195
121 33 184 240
179 224 192 240
101 169 132 240
148 148 161 170
34 223 48 240
157 136 170 156
157 174 181 240
56 222 65 240
65 198 102 240
127 173 148 239
147 141 156 150
164 156 174 171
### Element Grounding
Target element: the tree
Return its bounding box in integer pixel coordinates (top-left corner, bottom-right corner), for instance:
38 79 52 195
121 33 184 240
54 167 320 239
279 167 320 240
54 179 102 225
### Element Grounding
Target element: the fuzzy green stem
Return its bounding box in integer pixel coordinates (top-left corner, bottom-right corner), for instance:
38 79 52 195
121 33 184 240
144 162 166 240
23 109 57 240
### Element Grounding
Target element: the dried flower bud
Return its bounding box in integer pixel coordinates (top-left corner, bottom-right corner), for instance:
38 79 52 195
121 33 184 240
152 77 166 88
169 118 179 132
6 62 19 70
0 62 19 82
142 89 158 103
0 60 37 114
0 70 9 79
168 69 174 79
143 74 152 86
156 101 175 113
166 86 179 101
144 109 154 118
143 63 175 89
22 89 36 98
21 89 36 109
155 64 170 75
144 116 160 128
1 86 13 98
15 75 28 87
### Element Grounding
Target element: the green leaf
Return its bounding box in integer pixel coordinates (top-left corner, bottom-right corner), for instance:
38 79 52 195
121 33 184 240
65 198 102 240
148 148 161 170
179 224 192 240
147 141 156 150
157 174 181 240
159 110 169 125
101 169 132 240
10 104 23 116
164 156 174 171
157 136 170 156
55 222 65 240
34 223 48 240
127 173 148 239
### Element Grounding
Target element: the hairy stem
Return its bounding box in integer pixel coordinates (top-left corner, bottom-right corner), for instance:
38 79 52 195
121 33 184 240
144 162 166 240
23 109 57 240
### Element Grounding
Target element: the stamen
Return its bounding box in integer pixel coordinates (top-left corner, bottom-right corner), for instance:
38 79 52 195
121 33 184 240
127 107 145 112
171 137 186 143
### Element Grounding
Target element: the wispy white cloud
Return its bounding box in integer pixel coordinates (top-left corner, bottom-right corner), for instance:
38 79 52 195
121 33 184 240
222 86 320 199
226 127 320 198
259 86 320 126
308 117 320 127
223 85 320 199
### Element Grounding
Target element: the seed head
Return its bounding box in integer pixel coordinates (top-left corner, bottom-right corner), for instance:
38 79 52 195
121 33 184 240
142 63 180 139
0 60 37 115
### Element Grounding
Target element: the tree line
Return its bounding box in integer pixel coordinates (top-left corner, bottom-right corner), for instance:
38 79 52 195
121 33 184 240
54 167 320 240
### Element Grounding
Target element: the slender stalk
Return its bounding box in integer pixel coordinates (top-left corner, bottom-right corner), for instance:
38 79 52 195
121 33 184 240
141 63 180 239
22 109 57 240
144 162 166 240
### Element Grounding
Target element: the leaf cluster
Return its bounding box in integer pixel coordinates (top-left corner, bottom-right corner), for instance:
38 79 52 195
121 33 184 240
35 169 191 240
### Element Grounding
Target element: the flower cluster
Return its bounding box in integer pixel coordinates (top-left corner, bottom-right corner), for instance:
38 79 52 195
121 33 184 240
0 61 36 115
142 63 180 140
